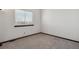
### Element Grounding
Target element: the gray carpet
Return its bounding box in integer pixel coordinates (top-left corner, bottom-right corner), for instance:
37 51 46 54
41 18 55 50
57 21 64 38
0 33 79 49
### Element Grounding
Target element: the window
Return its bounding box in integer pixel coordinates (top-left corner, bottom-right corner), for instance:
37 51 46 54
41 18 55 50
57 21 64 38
14 10 34 27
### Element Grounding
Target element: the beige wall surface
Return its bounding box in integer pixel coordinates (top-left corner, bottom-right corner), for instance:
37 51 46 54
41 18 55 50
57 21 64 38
41 9 79 41
0 9 41 42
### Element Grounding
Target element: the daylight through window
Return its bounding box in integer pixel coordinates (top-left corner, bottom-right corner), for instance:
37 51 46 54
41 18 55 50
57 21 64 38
15 10 33 25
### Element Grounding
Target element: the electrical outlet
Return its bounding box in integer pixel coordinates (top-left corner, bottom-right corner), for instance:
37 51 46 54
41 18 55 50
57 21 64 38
24 32 25 34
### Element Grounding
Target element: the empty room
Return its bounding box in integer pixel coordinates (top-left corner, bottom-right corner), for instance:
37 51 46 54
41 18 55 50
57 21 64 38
0 9 79 49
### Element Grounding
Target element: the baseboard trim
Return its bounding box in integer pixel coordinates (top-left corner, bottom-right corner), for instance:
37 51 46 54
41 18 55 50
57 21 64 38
0 43 3 46
0 32 79 46
0 32 41 46
41 32 79 43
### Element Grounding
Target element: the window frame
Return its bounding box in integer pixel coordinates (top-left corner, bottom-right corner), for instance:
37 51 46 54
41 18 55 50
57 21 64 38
14 9 34 27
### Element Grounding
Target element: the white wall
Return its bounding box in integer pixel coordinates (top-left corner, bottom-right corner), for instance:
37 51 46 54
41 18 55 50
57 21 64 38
1 9 79 42
0 9 41 42
41 9 79 41
0 10 6 42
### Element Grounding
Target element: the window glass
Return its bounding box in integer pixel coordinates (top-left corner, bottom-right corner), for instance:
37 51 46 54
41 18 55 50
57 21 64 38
15 10 33 25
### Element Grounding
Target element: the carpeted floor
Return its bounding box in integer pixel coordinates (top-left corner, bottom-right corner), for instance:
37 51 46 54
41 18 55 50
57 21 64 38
0 33 79 49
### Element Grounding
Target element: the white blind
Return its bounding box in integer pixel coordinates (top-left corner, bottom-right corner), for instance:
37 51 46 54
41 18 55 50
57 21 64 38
15 10 32 25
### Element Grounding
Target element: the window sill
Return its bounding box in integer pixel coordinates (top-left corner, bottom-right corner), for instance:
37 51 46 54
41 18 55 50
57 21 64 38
14 24 34 27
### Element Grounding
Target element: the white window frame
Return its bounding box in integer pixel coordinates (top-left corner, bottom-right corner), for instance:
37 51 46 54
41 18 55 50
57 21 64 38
15 10 33 27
